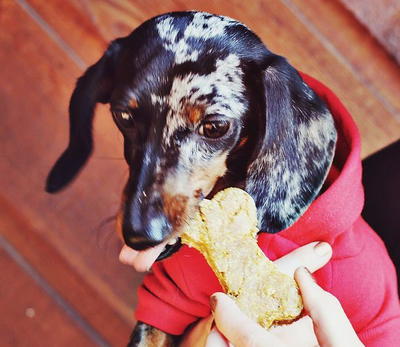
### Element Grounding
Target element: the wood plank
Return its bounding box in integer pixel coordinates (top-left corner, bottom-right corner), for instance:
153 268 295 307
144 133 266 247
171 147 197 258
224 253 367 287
25 0 400 158
0 245 96 347
339 0 400 64
18 0 108 66
0 197 131 346
0 2 143 344
286 0 400 119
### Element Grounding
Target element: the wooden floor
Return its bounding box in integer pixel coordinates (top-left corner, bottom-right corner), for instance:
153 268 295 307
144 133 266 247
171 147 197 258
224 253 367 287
0 0 399 346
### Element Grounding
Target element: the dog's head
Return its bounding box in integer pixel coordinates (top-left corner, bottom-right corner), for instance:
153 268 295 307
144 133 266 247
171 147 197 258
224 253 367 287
46 12 336 262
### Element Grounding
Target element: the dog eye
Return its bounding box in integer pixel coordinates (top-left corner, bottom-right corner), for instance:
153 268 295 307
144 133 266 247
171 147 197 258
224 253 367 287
198 120 230 139
113 111 134 128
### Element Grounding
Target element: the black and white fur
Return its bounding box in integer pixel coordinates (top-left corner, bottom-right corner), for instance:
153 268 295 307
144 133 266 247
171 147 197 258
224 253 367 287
46 11 337 346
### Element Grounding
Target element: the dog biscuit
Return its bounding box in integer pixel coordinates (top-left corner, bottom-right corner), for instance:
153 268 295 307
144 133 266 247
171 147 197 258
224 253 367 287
181 188 303 328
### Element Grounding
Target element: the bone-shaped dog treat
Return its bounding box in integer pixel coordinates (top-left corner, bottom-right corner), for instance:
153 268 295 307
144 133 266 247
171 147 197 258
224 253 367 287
181 188 303 328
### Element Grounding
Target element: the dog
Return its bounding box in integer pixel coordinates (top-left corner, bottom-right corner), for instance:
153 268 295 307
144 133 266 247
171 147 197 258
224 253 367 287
46 11 337 346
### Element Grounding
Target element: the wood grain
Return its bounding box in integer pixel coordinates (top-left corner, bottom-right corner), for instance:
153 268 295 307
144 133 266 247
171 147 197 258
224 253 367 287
1 0 399 345
287 0 400 119
339 0 400 64
0 246 96 347
0 198 131 346
0 2 141 345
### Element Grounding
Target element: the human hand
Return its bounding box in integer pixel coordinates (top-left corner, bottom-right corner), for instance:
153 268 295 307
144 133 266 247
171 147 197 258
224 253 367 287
181 242 363 347
206 267 364 347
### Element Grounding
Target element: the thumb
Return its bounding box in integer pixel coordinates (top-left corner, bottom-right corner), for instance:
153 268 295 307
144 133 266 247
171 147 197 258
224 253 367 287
211 293 285 347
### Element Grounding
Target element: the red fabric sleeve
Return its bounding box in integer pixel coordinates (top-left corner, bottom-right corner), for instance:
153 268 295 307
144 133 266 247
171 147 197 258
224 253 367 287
135 246 222 335
135 278 198 335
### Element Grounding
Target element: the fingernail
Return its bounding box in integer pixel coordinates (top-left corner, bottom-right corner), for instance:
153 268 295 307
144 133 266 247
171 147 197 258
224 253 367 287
314 242 331 256
210 294 218 312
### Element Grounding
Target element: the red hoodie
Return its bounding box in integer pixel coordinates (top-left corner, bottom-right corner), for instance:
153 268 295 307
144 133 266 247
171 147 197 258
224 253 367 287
135 73 400 345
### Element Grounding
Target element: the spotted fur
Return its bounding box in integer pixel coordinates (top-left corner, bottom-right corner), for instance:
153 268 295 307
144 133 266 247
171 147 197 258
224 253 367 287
156 12 240 64
128 322 175 347
46 11 337 346
160 52 245 146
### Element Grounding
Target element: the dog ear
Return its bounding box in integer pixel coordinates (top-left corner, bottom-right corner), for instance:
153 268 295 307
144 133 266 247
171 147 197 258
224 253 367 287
46 41 121 193
245 54 337 233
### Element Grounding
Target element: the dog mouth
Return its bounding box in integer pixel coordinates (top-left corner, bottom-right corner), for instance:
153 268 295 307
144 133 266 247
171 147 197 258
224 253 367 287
120 234 182 272
155 236 182 261
119 187 215 272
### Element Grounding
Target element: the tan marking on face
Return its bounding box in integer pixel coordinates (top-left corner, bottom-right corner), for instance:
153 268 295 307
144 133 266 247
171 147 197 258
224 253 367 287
129 97 139 108
163 194 189 227
238 136 248 148
162 153 228 232
185 104 205 124
194 188 203 199
190 155 228 196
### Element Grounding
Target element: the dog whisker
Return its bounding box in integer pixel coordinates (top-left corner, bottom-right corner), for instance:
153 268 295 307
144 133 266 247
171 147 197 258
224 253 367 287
92 214 120 254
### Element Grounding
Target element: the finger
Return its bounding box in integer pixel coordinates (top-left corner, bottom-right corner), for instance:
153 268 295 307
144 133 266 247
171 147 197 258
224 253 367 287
295 267 364 347
205 327 229 347
269 316 318 346
211 293 285 347
180 316 215 347
274 242 332 277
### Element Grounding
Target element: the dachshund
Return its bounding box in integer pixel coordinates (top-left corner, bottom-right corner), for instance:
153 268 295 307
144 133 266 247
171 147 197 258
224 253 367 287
46 11 337 346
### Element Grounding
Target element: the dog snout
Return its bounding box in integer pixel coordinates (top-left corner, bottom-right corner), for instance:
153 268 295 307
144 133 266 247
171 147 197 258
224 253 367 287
122 197 172 250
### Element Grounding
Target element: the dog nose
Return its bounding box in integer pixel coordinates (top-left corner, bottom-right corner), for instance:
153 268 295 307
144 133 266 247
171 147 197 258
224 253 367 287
123 201 172 250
